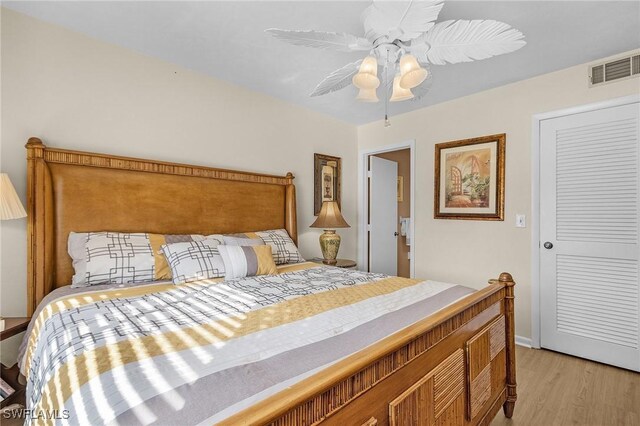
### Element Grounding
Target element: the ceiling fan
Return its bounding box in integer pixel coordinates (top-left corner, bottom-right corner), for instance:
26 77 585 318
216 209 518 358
267 0 526 125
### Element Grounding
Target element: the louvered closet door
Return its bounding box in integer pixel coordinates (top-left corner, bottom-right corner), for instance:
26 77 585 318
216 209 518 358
540 102 640 371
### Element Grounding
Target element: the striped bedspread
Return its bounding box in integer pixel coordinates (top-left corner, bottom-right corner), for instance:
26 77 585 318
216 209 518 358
19 262 474 425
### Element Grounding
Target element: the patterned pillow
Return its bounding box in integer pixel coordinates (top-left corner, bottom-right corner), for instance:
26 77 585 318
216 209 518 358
71 232 153 287
161 238 227 284
225 229 304 265
218 245 277 280
68 232 223 287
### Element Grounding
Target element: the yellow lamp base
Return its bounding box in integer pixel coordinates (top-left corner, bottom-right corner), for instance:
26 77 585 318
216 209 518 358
319 229 341 264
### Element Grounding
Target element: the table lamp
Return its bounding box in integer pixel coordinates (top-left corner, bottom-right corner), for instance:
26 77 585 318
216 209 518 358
1 173 27 220
310 201 350 264
0 173 26 333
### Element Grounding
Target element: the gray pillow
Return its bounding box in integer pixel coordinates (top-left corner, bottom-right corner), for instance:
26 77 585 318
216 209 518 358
222 235 265 247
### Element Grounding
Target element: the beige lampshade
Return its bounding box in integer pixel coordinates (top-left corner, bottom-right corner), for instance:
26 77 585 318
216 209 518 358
399 54 428 89
352 56 380 90
356 87 379 102
311 201 350 229
390 73 414 102
0 173 27 220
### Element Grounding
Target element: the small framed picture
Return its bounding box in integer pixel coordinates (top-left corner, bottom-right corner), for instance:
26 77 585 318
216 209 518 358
434 134 505 220
397 176 404 202
314 153 341 215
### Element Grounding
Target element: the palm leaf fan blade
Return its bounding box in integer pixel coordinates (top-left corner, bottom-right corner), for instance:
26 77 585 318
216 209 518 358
310 60 363 97
362 0 444 42
416 20 526 65
265 29 371 52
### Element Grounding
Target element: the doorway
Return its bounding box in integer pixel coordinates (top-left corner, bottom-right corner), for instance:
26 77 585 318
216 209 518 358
359 141 415 278
533 96 640 371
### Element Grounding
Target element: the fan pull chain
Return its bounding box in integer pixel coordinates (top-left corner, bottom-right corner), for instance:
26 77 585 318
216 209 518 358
384 49 391 128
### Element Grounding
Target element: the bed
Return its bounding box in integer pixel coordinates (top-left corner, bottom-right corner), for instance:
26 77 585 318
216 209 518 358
21 137 517 425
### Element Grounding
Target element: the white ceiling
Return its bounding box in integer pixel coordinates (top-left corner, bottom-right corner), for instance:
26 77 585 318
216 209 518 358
4 1 639 124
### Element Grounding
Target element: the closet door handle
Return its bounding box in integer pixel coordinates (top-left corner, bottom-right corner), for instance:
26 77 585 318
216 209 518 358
394 232 399 237
543 241 553 249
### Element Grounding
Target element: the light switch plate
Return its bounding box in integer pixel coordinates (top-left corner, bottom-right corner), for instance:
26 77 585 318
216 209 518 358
516 214 526 228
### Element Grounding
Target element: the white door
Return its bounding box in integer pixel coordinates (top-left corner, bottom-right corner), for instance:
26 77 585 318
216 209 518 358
540 102 640 371
369 156 398 275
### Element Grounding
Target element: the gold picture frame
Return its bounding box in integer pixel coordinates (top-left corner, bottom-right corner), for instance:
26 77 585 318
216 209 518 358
434 134 505 220
397 176 404 202
314 153 341 216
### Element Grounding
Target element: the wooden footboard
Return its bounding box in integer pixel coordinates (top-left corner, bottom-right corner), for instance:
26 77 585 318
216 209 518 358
222 273 517 426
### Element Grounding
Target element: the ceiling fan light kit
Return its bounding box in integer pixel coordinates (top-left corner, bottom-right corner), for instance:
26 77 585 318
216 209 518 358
267 0 526 125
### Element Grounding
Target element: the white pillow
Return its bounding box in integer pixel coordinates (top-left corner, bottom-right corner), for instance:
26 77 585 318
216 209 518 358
161 238 226 284
68 232 89 286
72 232 156 287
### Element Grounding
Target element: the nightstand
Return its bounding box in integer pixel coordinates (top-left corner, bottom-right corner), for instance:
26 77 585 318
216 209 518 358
1 318 29 341
311 258 357 269
1 317 29 409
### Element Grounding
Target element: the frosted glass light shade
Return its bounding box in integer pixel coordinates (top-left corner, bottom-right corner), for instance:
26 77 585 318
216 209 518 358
352 56 380 90
0 173 27 220
356 87 379 102
399 54 427 89
390 74 414 102
353 73 380 90
359 56 378 76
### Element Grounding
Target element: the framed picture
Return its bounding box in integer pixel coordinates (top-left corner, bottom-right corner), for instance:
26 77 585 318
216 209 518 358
397 176 404 202
434 134 505 220
314 153 341 215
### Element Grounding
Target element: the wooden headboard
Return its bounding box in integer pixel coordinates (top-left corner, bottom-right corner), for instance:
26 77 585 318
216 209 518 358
25 137 297 315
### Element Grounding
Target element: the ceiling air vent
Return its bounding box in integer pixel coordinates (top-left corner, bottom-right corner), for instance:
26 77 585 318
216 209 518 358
589 52 640 87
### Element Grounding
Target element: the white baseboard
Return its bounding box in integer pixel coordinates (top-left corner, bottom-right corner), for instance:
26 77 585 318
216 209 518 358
515 335 532 348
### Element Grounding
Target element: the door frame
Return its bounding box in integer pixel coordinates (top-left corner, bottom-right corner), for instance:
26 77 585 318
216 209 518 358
358 140 416 278
530 94 640 349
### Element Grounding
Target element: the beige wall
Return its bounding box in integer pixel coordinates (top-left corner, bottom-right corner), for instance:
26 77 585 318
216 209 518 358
2 8 639 362
374 149 411 278
0 9 357 362
358 51 640 341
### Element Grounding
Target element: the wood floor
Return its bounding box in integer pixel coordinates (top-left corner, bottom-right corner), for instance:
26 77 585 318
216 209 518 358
491 346 639 426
